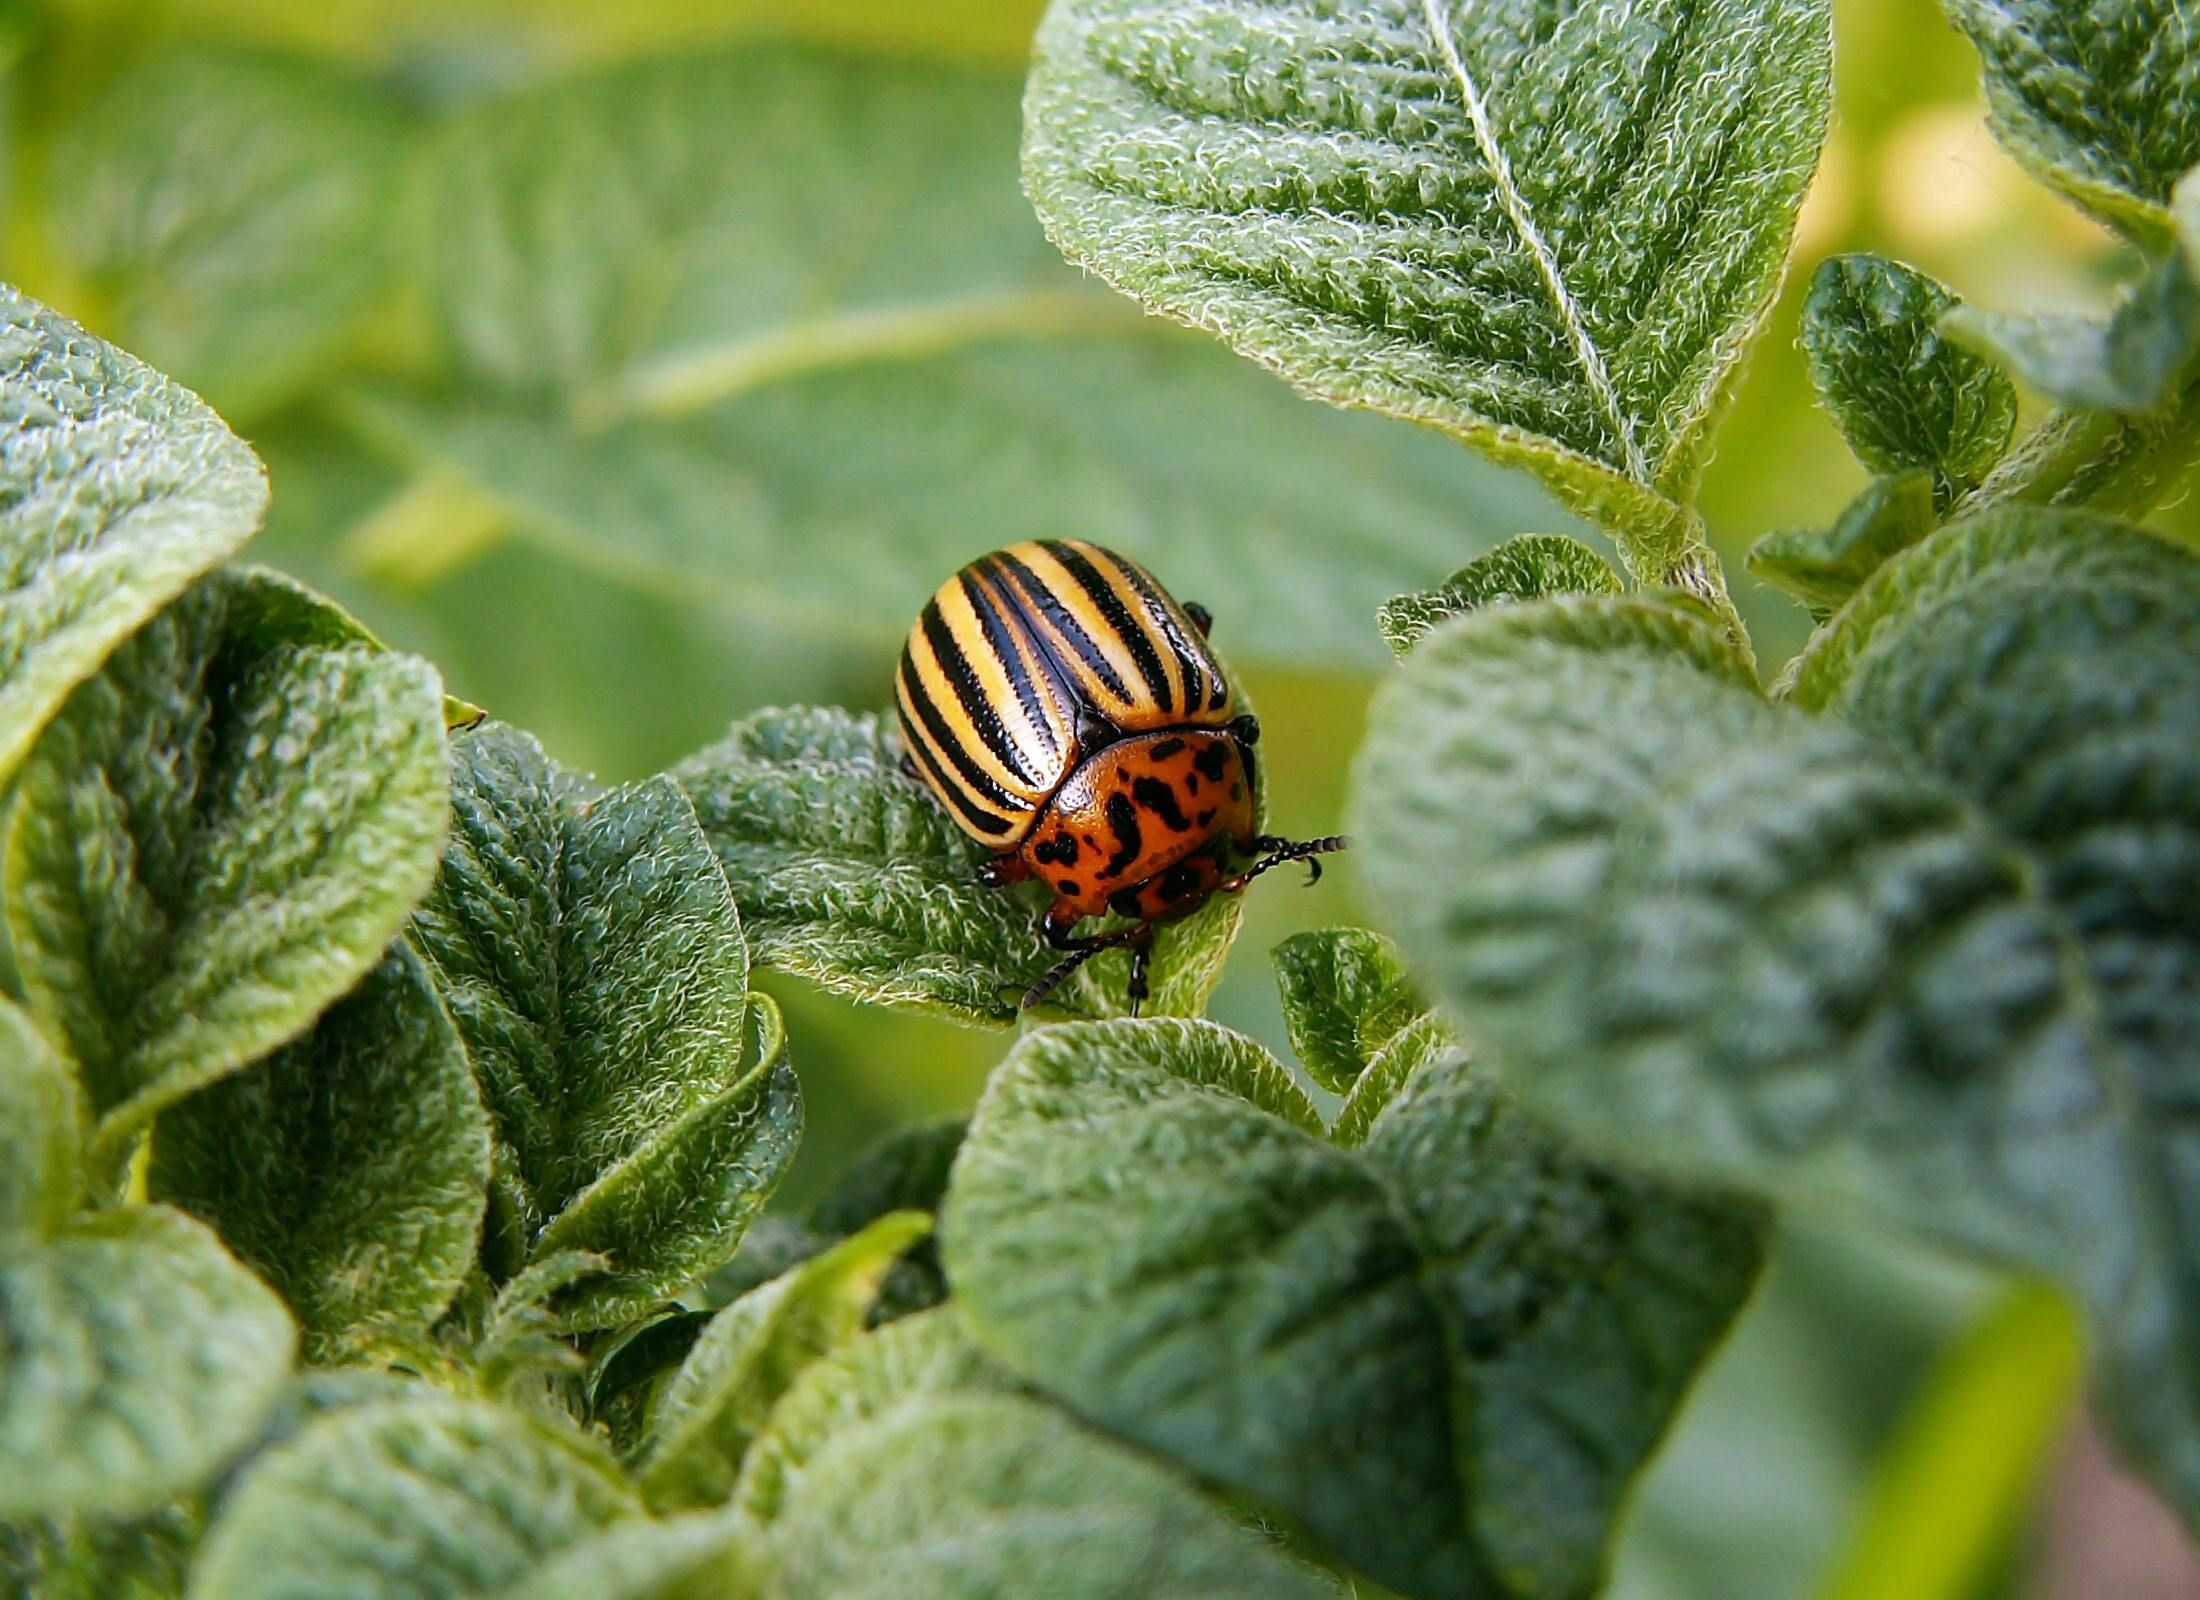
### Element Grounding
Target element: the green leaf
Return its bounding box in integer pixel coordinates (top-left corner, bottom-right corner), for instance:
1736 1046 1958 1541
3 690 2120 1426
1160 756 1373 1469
1021 0 1832 569
187 1398 640 1600
1746 470 1938 621
411 722 799 1326
4 568 450 1178
942 1018 1762 1599
1801 255 2018 507
1269 928 1430 1095
670 706 1240 1026
1376 534 1622 659
0 287 268 782
804 1118 966 1323
148 944 491 1362
0 997 80 1236
638 1212 934 1511
1942 0 2200 242
490 1513 743 1600
733 1309 1342 1600
0 1207 293 1519
45 46 413 419
345 41 1567 673
1 1500 202 1600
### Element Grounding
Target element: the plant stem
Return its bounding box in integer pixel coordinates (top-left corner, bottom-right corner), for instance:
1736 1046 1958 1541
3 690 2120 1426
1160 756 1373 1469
1663 540 1757 674
1960 381 2200 523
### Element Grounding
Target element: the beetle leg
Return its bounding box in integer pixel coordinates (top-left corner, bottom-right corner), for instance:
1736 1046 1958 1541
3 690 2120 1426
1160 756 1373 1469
1227 713 1260 747
1183 602 1214 637
977 855 1031 889
1041 904 1085 948
897 749 920 780
1125 929 1155 1016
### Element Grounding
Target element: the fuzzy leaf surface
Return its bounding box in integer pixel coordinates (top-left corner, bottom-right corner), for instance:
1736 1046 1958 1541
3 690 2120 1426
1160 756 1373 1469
1745 472 1937 621
149 945 490 1362
1801 254 2016 506
4 570 449 1175
0 288 267 781
671 706 1239 1026
1377 534 1622 658
491 1514 743 1600
0 1208 293 1519
733 1309 1341 1600
188 1398 639 1600
46 46 413 418
348 42 1563 671
1022 0 1832 563
0 999 81 1237
1942 0 2200 240
943 1019 1762 1599
1270 928 1430 1095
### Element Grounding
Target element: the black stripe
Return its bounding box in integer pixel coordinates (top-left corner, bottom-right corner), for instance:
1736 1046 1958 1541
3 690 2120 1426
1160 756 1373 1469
921 600 1038 784
1108 551 1211 714
993 551 1132 704
898 654 1019 836
1049 543 1175 713
961 570 1060 760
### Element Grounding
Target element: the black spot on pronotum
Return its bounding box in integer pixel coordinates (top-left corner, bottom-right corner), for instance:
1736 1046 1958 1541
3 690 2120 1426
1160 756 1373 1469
1159 862 1202 903
1230 782 1244 802
1131 776 1193 832
1194 744 1232 782
1196 807 1216 827
1103 792 1144 877
1110 885 1145 919
1033 833 1079 867
1058 880 1081 897
1149 736 1186 761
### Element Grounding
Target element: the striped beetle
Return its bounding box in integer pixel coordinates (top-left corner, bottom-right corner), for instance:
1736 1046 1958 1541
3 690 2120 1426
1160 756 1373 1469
896 539 1345 1012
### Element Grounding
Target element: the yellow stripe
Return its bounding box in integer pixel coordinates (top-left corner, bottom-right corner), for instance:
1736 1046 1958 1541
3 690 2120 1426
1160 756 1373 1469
1012 542 1152 722
904 612 1050 802
937 575 1065 785
895 665 1029 838
1083 541 1191 712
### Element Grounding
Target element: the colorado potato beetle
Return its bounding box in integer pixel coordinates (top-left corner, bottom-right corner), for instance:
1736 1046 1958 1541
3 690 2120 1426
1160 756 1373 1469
895 539 1346 1012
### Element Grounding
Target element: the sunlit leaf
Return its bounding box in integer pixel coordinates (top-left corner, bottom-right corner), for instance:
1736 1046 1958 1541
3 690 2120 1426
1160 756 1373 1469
1377 533 1621 659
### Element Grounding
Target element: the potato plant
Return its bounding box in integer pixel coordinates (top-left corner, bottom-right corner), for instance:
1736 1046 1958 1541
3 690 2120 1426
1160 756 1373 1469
1 0 2196 1596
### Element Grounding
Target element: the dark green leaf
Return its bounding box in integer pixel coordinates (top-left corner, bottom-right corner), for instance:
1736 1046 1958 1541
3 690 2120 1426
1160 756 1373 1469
733 1308 1342 1600
805 1118 966 1323
943 1019 1761 1599
1 1500 201 1600
1270 928 1429 1095
1942 0 2200 241
187 1398 640 1600
639 1212 933 1510
0 288 267 782
0 1208 293 1519
4 569 450 1178
670 706 1240 1026
1746 471 1938 621
1022 0 1832 569
1801 255 2017 506
45 47 413 419
0 998 80 1236
149 945 491 1362
1377 534 1623 659
412 722 798 1325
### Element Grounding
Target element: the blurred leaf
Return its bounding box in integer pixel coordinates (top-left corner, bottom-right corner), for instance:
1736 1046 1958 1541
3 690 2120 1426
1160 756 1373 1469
44 46 413 420
492 1513 742 1600
943 1018 1763 1599
670 706 1239 1026
0 1499 202 1600
1269 927 1427 1095
639 1212 933 1511
804 1117 965 1323
5 568 449 1179
0 1207 293 1519
0 287 267 783
1801 255 2016 507
216 563 485 728
1377 533 1622 659
149 944 491 1362
1746 471 1937 621
732 1308 1342 1600
412 722 799 1326
1941 0 2200 243
349 42 1566 672
1815 1283 2081 1600
1021 0 1832 573
0 996 80 1236
188 1397 639 1600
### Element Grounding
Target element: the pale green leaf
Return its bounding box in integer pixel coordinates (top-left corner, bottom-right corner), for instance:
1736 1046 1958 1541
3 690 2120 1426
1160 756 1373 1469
344 41 1566 672
670 706 1240 1026
639 1212 934 1511
733 1309 1342 1600
1942 0 2200 241
0 1207 293 1519
1270 927 1429 1095
187 1398 639 1600
1801 255 2017 507
1745 471 1937 622
1328 1013 1456 1146
1377 533 1622 659
489 1513 743 1600
1022 0 1832 568
412 722 797 1325
0 998 80 1236
45 46 413 419
943 1018 1762 1599
148 944 491 1362
0 287 267 782
4 568 450 1178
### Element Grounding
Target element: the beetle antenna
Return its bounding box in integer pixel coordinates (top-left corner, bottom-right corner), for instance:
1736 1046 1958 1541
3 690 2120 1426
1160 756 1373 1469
1222 835 1349 893
1021 924 1147 1011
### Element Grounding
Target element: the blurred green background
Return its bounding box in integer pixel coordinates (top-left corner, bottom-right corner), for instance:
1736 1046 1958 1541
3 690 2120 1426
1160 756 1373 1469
4 1 2190 1594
